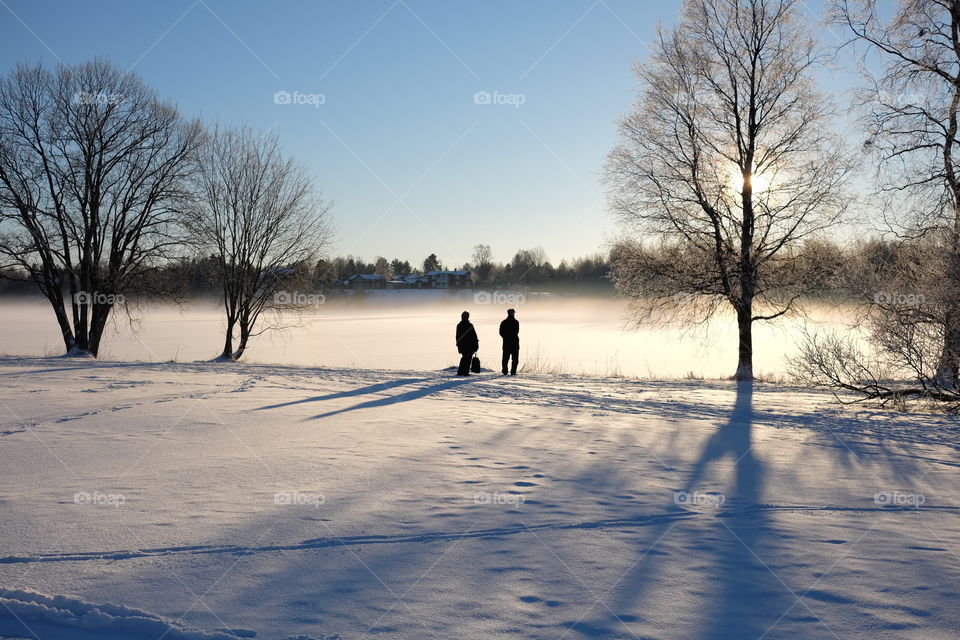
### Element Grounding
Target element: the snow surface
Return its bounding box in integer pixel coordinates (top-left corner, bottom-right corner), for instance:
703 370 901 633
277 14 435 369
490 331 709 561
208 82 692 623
0 356 958 639
0 588 242 639
0 297 860 378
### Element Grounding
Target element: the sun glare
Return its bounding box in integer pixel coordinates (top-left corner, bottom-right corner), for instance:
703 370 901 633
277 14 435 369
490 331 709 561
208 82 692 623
728 168 772 194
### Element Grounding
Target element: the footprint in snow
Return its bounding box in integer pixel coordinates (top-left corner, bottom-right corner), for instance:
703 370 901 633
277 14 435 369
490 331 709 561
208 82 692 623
519 595 563 607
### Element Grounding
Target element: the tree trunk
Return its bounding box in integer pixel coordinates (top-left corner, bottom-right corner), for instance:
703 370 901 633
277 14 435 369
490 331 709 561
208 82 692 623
735 304 754 380
737 170 756 381
220 319 236 360
44 289 78 354
73 299 93 354
936 79 960 389
232 322 250 361
87 305 112 359
72 283 91 355
936 197 960 388
936 307 960 389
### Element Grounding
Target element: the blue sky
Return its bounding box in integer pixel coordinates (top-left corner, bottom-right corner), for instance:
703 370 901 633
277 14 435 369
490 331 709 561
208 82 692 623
0 0 850 267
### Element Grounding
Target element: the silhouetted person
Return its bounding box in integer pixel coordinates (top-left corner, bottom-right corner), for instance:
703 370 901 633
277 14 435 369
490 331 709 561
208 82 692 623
499 308 519 375
455 311 479 376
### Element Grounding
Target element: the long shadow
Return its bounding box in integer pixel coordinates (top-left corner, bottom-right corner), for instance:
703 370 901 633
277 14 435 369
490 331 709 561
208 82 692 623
689 381 781 639
453 379 753 425
683 380 759 502
310 376 481 420
592 380 788 638
7 500 947 566
0 511 697 565
588 381 791 639
0 360 141 377
256 377 431 411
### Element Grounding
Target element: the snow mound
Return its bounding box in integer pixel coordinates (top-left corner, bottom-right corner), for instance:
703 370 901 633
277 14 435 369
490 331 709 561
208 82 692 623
0 588 247 640
59 348 95 358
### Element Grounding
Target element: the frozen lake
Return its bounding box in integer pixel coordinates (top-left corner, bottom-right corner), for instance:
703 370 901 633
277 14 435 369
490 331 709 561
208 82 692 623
0 292 857 378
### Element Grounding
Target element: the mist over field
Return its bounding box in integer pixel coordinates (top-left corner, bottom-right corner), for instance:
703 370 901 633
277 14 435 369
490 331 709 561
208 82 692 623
0 293 857 378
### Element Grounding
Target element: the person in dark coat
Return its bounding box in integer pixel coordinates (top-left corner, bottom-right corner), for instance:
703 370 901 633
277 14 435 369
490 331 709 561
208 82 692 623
499 308 519 375
455 311 479 376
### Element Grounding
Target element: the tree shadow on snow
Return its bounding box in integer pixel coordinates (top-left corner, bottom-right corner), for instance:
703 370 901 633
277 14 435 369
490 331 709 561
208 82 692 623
309 376 481 420
571 381 809 640
38 374 956 640
255 377 432 411
685 381 796 639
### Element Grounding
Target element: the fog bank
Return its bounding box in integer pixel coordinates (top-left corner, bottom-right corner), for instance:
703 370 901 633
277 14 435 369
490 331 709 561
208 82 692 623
0 292 858 378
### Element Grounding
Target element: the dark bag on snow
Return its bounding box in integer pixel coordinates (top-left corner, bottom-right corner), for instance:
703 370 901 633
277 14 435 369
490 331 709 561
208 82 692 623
471 356 481 373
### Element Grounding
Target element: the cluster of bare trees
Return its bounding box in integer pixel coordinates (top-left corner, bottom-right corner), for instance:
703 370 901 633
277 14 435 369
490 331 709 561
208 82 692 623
0 60 332 360
606 0 960 403
797 0 960 402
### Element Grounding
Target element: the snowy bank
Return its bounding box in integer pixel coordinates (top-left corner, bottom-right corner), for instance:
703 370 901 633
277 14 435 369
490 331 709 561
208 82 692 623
0 356 957 639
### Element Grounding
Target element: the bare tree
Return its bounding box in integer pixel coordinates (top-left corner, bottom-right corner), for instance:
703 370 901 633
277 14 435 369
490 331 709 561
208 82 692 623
374 256 390 278
471 244 492 266
187 126 333 361
792 232 960 405
832 0 960 389
0 60 200 356
605 0 851 379
789 327 955 406
471 243 493 283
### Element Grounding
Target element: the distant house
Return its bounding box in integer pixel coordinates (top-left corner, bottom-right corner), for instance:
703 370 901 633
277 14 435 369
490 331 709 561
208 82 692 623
259 265 295 285
387 273 427 289
347 270 472 290
425 270 472 289
345 273 386 290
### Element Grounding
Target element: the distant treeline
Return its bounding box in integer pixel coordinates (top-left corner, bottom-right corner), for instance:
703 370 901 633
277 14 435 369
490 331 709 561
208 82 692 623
316 247 612 290
0 247 614 296
608 236 925 303
0 237 930 301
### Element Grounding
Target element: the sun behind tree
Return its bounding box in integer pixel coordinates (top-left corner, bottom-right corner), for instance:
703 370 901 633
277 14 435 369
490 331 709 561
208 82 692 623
605 0 852 380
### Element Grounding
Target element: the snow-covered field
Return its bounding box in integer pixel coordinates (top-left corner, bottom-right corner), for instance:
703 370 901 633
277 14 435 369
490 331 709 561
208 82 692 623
0 356 957 639
0 295 858 378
